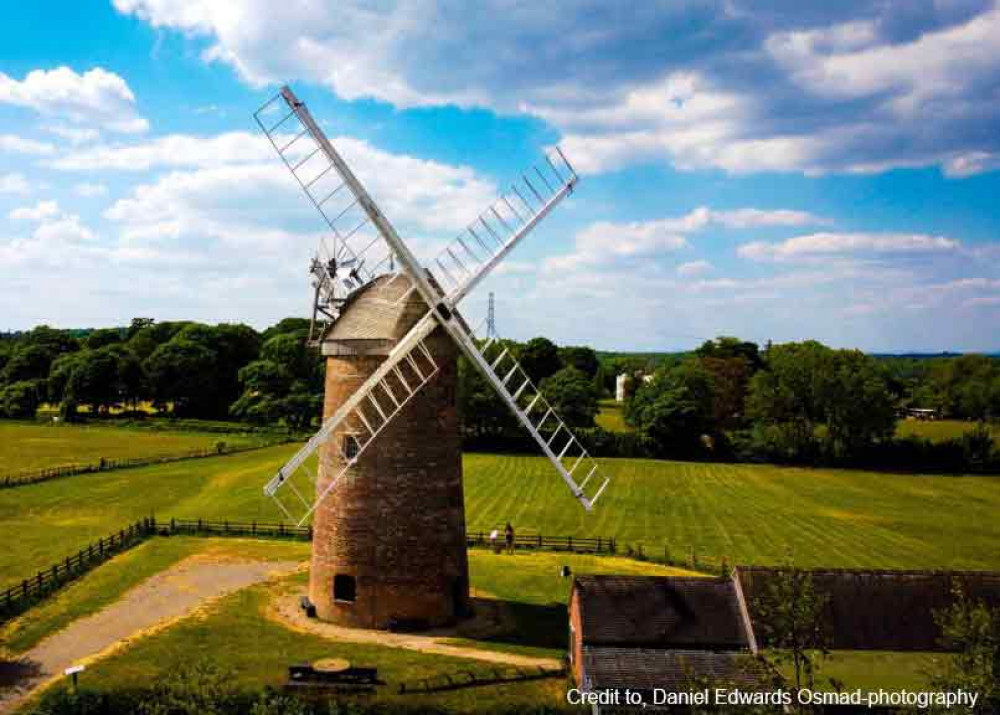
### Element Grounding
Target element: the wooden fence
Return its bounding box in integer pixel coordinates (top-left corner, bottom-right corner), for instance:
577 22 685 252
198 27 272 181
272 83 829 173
0 439 291 488
165 518 313 541
466 530 615 554
0 518 156 620
0 515 616 623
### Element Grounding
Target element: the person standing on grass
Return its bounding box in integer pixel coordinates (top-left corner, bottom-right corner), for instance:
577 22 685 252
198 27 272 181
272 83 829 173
489 527 499 554
505 521 514 554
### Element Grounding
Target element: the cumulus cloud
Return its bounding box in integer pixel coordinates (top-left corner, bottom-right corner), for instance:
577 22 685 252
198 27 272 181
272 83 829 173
739 232 961 261
72 182 108 197
0 134 55 156
0 173 31 194
677 260 712 277
0 67 148 134
9 200 61 222
544 206 827 272
113 1 1000 178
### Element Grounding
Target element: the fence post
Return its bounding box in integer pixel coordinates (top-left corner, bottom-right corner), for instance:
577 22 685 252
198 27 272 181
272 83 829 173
252 521 256 536
198 518 202 532
598 537 602 552
171 517 175 532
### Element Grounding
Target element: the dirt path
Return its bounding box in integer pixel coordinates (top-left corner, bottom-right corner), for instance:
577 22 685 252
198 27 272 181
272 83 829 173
269 590 563 670
0 555 300 713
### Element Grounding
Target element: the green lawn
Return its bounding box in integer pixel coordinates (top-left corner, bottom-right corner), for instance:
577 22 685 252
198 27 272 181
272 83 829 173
0 421 267 476
595 399 631 433
771 650 941 692
4 441 1000 589
896 418 1000 443
35 585 574 714
0 537 310 653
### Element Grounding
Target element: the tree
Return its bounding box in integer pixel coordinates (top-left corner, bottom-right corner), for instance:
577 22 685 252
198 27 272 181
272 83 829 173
540 366 599 428
627 360 715 457
457 352 521 442
822 350 896 457
754 563 831 693
230 330 322 429
933 583 1000 713
559 346 599 378
145 339 219 416
518 337 561 384
2 344 54 383
66 349 121 414
747 341 895 461
695 336 763 371
0 380 44 418
85 327 124 350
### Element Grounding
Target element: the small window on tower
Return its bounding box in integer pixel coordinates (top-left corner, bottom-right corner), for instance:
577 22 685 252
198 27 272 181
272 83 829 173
333 574 356 603
343 434 360 460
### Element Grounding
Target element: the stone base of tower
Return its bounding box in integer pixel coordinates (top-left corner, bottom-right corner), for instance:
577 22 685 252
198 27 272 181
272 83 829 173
307 275 470 630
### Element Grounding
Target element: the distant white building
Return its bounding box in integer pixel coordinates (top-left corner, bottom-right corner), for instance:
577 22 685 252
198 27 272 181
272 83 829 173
615 374 628 403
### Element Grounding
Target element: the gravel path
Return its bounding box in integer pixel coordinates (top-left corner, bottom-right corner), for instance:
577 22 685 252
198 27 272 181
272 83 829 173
0 556 300 713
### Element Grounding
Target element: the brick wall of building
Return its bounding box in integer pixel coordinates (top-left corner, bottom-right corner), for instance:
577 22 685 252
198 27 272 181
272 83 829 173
309 288 469 628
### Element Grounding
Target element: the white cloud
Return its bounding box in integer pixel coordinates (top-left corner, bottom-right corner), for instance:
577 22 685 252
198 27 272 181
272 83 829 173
677 260 712 277
546 206 829 272
0 134 56 155
766 6 1000 115
72 182 108 197
112 2 1000 178
97 132 496 238
0 173 31 194
739 232 961 261
48 131 270 171
44 124 101 145
0 67 148 134
944 151 1000 178
9 200 61 222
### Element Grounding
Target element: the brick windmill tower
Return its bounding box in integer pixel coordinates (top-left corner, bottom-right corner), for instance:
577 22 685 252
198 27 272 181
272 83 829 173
255 87 611 629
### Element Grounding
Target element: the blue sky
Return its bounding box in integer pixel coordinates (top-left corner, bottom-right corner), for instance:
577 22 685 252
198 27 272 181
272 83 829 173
2 1 1000 352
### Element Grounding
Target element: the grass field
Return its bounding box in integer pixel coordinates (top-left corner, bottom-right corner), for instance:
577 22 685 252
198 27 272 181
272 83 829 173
14 538 939 706
595 399 631 433
0 421 266 475
896 418 1000 443
3 435 1000 590
35 584 573 713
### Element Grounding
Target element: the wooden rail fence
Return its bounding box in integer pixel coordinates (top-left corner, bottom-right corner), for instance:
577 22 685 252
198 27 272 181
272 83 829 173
0 518 156 620
0 515 616 622
466 530 615 554
1 439 292 488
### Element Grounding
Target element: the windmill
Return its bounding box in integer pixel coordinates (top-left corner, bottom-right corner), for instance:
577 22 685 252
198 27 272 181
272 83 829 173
254 86 610 628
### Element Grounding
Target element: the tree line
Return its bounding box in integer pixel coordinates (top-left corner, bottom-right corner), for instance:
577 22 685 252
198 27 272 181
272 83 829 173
3 322 999 470
0 318 322 428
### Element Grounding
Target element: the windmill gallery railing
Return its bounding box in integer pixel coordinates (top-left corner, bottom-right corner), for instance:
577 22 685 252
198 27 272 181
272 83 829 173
0 516 615 621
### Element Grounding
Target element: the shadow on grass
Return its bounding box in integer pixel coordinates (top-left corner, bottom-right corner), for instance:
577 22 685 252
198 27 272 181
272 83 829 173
0 656 41 690
462 597 567 651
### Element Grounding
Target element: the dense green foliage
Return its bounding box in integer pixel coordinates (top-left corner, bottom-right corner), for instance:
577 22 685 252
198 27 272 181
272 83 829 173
932 585 1000 713
0 319 320 426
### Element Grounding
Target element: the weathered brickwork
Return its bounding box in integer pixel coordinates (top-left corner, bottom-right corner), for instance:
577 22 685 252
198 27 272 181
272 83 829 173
309 277 470 628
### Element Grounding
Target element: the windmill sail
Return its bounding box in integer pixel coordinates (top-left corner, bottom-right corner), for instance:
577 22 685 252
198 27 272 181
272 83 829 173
423 149 577 306
264 311 439 525
255 88 403 340
256 85 609 522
